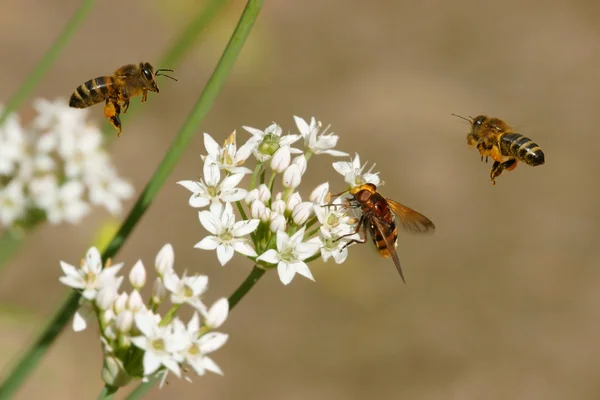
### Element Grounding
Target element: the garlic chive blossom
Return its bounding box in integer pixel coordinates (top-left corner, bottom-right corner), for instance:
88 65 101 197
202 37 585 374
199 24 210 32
183 117 370 286
58 244 229 388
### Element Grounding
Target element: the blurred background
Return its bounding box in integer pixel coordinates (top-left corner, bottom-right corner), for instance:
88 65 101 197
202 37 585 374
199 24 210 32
1 0 600 398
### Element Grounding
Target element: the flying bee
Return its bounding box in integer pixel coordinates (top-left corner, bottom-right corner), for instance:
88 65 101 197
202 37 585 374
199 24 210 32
453 114 545 185
329 183 435 282
69 62 177 136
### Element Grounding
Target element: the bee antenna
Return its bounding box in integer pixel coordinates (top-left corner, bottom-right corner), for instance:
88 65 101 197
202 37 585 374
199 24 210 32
451 113 472 123
155 69 178 82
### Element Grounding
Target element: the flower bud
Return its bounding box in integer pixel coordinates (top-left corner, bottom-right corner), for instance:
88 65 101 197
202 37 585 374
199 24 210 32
250 200 267 220
260 207 271 223
292 202 314 225
271 199 286 215
286 192 302 212
114 292 128 314
152 277 167 305
292 155 307 175
155 243 174 276
270 145 291 173
102 355 132 388
257 184 271 203
127 290 144 313
269 213 287 232
116 310 134 333
245 188 259 205
283 164 302 189
129 260 147 289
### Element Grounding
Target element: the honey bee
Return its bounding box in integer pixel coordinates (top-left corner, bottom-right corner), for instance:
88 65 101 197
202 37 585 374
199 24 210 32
332 183 435 282
453 114 545 185
69 62 177 136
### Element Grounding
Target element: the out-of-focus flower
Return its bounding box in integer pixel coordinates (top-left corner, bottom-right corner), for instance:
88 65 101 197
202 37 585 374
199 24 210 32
0 98 134 230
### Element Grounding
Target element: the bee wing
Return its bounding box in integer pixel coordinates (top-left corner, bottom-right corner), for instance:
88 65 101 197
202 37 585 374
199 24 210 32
371 216 406 283
386 198 435 234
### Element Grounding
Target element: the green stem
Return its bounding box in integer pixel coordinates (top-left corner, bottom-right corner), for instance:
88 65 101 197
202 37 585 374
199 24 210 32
228 265 266 310
97 385 116 400
0 0 95 126
101 0 231 136
126 264 266 399
0 230 24 274
0 0 263 396
250 163 262 189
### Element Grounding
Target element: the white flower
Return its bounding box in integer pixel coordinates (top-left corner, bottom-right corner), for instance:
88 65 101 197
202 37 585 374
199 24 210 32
202 131 253 174
0 111 26 176
59 247 124 301
294 116 348 157
318 226 357 264
84 158 134 215
291 155 307 175
256 227 321 285
180 313 228 377
250 200 268 220
195 202 259 266
270 199 286 215
177 160 247 208
332 153 380 188
162 271 208 312
0 179 27 227
31 178 90 224
131 312 187 377
242 122 302 162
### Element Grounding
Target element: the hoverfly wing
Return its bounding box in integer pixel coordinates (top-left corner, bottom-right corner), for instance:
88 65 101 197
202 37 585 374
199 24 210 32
371 216 406 283
386 198 435 234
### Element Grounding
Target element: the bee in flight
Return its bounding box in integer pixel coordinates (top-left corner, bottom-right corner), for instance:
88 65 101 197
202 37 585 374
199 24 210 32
453 114 545 185
69 62 177 136
330 183 435 282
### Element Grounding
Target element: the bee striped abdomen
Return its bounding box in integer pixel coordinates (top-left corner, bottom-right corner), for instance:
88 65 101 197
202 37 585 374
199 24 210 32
69 76 114 108
501 133 545 166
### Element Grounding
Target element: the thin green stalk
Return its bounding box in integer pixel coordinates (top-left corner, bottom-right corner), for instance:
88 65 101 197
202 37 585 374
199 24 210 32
0 0 95 126
97 385 116 400
0 0 263 396
0 231 24 274
125 265 266 399
101 0 231 136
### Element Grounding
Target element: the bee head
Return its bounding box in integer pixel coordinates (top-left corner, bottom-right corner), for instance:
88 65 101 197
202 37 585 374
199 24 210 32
139 62 160 93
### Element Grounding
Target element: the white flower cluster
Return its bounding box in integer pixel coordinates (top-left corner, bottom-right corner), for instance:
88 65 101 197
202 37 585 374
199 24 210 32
59 244 228 387
179 116 381 285
0 98 133 229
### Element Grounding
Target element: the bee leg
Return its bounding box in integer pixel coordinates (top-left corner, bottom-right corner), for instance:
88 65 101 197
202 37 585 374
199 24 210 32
122 99 130 114
503 159 518 171
104 99 123 136
141 89 148 103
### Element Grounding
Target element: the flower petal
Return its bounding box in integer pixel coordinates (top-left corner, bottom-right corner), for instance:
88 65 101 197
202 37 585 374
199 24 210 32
198 210 220 234
277 262 295 285
231 219 259 236
177 180 201 193
194 236 220 250
206 298 229 328
199 332 229 353
203 133 221 159
292 261 315 282
256 249 280 264
231 240 257 257
216 244 234 266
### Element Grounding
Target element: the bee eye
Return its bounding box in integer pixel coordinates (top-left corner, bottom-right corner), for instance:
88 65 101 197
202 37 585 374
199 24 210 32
142 68 153 81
